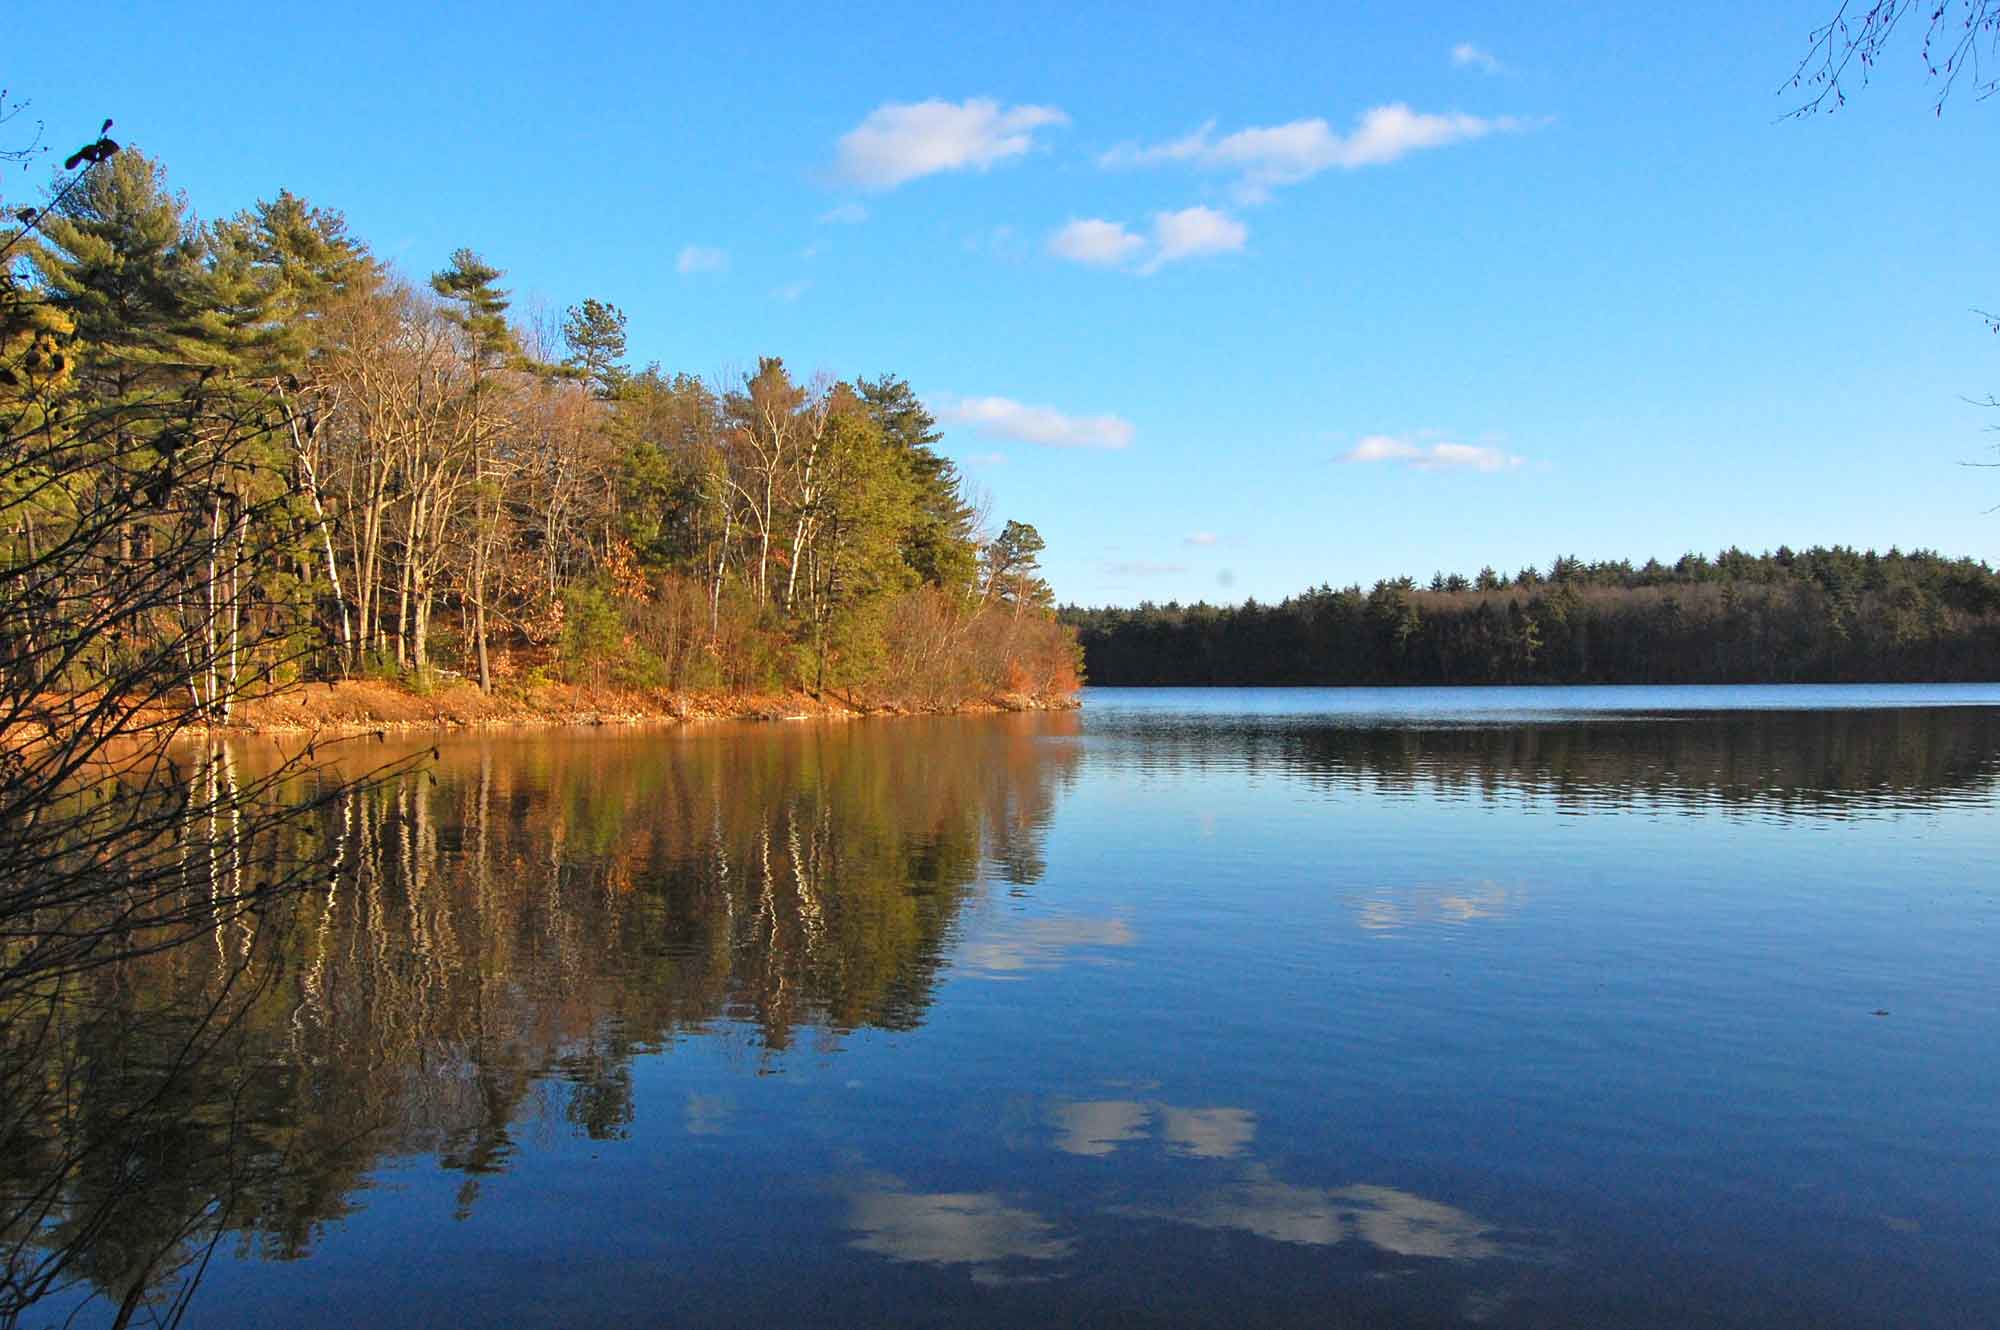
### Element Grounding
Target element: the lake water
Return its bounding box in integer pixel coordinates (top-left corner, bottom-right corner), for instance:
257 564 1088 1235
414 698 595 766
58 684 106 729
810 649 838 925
11 685 2000 1328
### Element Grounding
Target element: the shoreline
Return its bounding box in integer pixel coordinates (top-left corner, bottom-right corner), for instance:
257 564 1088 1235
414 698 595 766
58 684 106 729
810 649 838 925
210 678 1081 737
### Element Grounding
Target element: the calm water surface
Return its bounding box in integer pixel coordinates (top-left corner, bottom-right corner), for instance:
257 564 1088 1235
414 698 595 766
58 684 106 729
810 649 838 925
14 685 2000 1328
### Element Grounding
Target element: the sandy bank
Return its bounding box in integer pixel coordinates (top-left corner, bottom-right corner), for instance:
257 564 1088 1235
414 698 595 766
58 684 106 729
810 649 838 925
217 678 1080 735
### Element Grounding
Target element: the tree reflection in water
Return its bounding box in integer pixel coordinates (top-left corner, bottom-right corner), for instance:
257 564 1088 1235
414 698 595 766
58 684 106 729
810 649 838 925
6 702 1996 1325
0 715 1078 1326
1100 704 2000 817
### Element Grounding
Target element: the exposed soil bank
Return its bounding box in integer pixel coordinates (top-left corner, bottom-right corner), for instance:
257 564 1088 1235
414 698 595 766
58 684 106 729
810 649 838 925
219 678 1079 735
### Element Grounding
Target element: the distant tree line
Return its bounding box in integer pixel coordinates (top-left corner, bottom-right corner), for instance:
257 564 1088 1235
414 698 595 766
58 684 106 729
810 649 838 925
2 144 1077 715
1064 547 2000 685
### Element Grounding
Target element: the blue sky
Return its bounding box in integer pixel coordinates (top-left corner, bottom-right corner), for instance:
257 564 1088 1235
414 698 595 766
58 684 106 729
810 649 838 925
10 2 1998 604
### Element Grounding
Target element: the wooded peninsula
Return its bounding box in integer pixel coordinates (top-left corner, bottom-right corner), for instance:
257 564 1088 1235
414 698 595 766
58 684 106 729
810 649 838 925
2 143 1078 733
1065 548 2000 686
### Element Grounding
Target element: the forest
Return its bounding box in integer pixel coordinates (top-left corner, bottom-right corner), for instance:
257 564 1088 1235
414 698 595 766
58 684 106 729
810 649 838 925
1064 547 2000 685
0 139 1078 725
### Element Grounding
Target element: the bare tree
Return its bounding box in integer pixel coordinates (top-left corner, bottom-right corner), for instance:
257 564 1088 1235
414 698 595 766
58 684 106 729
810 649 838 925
2 136 408 1326
1788 1 2000 114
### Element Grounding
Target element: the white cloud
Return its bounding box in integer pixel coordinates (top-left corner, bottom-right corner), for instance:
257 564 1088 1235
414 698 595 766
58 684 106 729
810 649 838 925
835 98 1069 190
1048 218 1145 266
819 202 868 224
940 395 1134 450
1342 434 1524 472
1101 104 1540 201
676 244 726 275
771 280 811 303
1184 531 1219 546
1144 206 1248 272
1451 42 1504 74
1047 207 1247 274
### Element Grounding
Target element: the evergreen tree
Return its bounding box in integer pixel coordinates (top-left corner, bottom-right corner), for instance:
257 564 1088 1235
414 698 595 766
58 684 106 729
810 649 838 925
983 519 1052 610
213 190 380 379
429 247 515 370
858 375 977 592
800 407 915 690
561 297 628 398
28 147 231 398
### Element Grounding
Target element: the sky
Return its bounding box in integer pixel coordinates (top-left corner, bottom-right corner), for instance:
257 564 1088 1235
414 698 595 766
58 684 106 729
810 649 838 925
9 2 1999 605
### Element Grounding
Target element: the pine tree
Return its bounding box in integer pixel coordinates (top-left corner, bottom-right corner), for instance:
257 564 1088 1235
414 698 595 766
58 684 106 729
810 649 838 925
28 147 231 399
983 519 1051 610
561 297 628 399
858 375 976 592
205 194 380 669
214 190 380 379
800 408 916 691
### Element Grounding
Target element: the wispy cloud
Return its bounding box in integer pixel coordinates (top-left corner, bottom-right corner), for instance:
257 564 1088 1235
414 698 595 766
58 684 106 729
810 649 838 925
1342 434 1524 473
1047 207 1247 274
771 280 811 303
836 98 1068 190
1184 531 1219 546
676 244 727 275
1049 218 1146 266
940 395 1134 450
819 202 868 224
1450 42 1504 74
1100 104 1541 202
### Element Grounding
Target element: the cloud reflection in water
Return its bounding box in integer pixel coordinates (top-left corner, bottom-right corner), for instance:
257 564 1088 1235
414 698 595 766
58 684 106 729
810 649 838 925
1049 1099 1152 1157
846 1180 1072 1280
1160 1106 1258 1159
1162 1177 1504 1260
1353 880 1523 935
954 916 1135 978
1049 1099 1258 1159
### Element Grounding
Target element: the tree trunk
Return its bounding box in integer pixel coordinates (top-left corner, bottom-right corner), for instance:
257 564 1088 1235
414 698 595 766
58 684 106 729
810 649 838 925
473 491 492 692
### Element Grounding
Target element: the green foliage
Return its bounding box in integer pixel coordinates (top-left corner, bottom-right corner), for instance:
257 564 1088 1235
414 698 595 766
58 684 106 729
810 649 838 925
27 148 234 396
562 297 628 398
559 584 626 688
982 519 1052 610
9 134 1076 709
1065 546 2000 686
858 375 977 592
429 247 515 371
800 407 917 689
211 189 380 378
